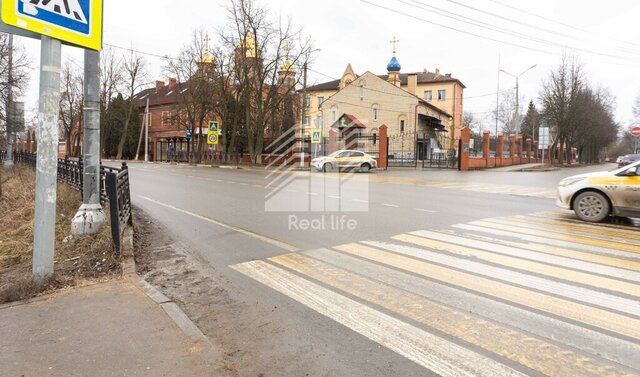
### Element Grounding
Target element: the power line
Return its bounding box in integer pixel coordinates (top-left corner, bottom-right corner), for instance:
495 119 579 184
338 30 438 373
484 0 640 50
362 0 640 67
396 0 640 62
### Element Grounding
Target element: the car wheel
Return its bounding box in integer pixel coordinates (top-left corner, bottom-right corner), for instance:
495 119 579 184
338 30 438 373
573 191 610 222
322 163 332 172
360 163 371 173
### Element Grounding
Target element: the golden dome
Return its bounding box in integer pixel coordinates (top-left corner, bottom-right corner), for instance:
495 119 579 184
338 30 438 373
238 33 257 58
278 58 295 74
200 34 215 64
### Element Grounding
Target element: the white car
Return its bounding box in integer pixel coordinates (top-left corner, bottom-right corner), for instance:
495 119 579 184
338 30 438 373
556 160 640 222
311 150 377 173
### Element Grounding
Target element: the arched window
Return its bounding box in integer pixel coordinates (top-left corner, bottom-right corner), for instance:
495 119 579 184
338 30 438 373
372 104 380 121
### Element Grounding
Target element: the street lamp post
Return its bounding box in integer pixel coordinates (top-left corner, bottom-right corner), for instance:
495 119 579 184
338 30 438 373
499 64 537 142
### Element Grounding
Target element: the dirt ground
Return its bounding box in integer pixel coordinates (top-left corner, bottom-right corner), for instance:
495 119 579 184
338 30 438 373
135 208 319 377
0 167 120 303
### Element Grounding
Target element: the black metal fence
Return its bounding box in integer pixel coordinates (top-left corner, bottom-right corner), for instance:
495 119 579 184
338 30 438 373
11 151 132 252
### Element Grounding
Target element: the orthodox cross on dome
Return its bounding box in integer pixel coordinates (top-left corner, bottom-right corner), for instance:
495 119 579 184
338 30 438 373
390 36 399 55
204 33 211 53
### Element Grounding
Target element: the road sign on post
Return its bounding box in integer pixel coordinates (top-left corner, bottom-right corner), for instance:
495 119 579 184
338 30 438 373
186 128 192 141
631 126 640 137
538 127 550 165
1 0 103 50
311 129 321 144
207 132 219 145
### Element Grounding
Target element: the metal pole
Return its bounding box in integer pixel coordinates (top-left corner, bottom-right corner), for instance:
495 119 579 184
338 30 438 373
33 36 62 284
495 54 500 167
514 76 519 143
300 62 307 167
71 49 106 235
144 97 149 162
4 34 14 168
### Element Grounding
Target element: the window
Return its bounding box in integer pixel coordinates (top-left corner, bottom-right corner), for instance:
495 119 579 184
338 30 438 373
438 89 446 101
162 111 172 127
304 116 310 125
318 96 324 105
373 108 379 121
303 96 310 107
360 84 364 100
332 110 337 122
372 133 377 145
349 151 364 157
424 90 432 101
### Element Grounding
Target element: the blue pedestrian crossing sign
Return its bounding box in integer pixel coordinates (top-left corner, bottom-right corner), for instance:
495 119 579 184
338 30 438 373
208 120 219 133
1 0 103 50
185 128 192 140
311 129 322 144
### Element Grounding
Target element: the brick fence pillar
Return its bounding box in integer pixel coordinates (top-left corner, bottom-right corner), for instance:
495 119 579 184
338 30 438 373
526 138 532 162
497 133 504 166
460 127 470 171
533 141 539 162
517 136 523 163
328 128 337 154
509 134 516 158
482 130 490 160
378 124 388 170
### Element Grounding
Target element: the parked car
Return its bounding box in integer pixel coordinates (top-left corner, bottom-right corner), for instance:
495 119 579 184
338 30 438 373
311 150 377 172
618 154 640 168
615 155 624 164
556 160 640 222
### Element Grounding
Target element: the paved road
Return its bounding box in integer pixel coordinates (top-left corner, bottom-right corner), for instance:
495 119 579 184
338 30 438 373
128 162 640 376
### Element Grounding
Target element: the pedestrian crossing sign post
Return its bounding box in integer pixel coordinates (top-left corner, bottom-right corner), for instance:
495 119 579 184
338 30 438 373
208 120 220 134
0 0 103 50
311 129 321 144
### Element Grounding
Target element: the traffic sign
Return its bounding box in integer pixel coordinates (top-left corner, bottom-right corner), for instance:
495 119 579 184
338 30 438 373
207 132 219 145
185 128 192 140
631 126 640 137
1 0 103 50
311 129 321 144
208 120 219 133
538 127 550 149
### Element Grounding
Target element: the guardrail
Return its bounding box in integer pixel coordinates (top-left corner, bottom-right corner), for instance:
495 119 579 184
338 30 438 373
11 151 132 252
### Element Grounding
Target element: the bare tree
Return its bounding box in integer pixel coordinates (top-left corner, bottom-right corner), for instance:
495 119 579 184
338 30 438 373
116 49 147 160
164 29 217 163
99 47 123 153
59 60 83 156
0 33 31 148
539 55 584 164
222 0 314 163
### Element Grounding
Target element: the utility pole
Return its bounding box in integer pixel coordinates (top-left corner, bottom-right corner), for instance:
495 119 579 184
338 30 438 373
144 97 149 162
71 49 106 235
33 36 62 284
500 64 536 143
4 34 14 168
495 54 500 167
300 62 307 167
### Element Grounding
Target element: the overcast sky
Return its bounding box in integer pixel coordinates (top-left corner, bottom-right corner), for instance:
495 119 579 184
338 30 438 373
15 0 640 131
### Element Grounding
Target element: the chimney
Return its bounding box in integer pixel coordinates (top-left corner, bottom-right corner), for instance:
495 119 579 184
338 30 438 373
407 73 418 96
445 73 452 78
155 80 165 92
168 78 177 90
434 68 440 80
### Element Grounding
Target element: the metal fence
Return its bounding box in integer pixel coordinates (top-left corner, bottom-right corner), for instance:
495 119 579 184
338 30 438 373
12 151 132 252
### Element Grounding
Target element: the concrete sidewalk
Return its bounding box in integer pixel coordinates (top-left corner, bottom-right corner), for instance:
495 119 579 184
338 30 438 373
0 279 221 377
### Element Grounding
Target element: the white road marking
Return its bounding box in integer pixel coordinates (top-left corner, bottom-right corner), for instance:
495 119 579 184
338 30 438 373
382 203 400 208
232 260 525 377
136 195 298 252
410 230 640 283
365 240 640 317
415 208 436 213
328 195 341 199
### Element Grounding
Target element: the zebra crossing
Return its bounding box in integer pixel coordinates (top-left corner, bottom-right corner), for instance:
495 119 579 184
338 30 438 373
232 211 640 376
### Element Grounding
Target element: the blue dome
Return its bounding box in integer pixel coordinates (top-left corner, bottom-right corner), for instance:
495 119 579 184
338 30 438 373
387 56 401 72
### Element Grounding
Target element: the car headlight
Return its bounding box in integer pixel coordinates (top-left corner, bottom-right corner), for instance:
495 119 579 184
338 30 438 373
559 177 586 187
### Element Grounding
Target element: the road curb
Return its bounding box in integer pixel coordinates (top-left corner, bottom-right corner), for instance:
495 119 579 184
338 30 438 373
120 225 223 364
